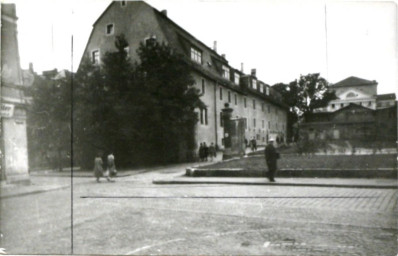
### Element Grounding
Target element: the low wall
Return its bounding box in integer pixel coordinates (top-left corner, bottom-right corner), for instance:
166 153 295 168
186 168 397 179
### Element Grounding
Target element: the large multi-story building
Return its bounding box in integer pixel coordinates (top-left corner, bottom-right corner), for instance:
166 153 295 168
314 76 396 113
81 1 288 152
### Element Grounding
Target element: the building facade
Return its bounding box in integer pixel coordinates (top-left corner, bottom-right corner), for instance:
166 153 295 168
81 1 288 152
301 76 397 146
314 76 395 113
1 4 31 182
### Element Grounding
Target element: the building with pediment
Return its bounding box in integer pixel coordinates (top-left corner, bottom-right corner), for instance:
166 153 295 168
301 76 397 150
80 1 288 156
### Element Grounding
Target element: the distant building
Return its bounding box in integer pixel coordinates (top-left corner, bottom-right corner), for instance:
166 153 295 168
301 76 397 146
80 1 288 156
1 4 31 182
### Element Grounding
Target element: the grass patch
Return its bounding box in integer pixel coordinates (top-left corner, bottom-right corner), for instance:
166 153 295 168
201 154 397 170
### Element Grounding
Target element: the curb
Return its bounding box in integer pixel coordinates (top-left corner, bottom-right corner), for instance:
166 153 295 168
185 168 397 179
152 179 397 189
1 185 70 199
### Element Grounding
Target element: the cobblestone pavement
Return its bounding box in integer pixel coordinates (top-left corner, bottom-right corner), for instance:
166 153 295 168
0 172 396 255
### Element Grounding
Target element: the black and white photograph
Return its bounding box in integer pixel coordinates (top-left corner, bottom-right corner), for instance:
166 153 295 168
0 0 397 255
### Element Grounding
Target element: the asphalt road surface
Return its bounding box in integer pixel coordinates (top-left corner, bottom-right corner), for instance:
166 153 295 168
1 170 397 255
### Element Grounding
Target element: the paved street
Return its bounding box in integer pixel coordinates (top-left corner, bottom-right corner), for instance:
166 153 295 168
0 167 397 255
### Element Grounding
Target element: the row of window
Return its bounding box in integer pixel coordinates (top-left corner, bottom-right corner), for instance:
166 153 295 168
201 109 284 131
91 36 155 65
191 47 242 87
91 45 130 65
247 118 284 130
201 80 277 113
201 109 284 129
331 101 373 109
377 101 394 107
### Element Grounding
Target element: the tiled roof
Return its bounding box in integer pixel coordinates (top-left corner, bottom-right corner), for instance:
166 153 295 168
332 76 377 88
88 1 288 109
151 4 287 109
376 93 396 100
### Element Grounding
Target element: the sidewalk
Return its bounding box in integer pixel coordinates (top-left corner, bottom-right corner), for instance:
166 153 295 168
153 176 398 189
1 177 72 199
0 152 227 199
2 147 396 199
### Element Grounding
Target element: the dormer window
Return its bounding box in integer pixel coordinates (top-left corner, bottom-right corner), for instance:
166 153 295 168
222 65 230 80
265 86 269 95
190 47 202 64
145 36 157 47
106 24 114 35
234 73 240 85
252 79 257 90
259 83 264 93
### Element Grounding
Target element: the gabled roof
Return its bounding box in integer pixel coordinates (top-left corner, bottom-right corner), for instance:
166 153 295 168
85 1 288 109
152 5 226 64
332 76 377 88
377 93 396 100
332 103 374 114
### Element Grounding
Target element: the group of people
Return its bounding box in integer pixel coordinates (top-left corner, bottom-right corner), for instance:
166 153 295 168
198 142 217 161
91 140 279 183
249 137 257 152
93 152 117 182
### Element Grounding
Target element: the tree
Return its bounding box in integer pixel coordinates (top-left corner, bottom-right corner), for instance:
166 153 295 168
273 73 336 141
135 41 205 163
73 35 204 168
73 35 135 168
274 73 336 118
27 72 72 171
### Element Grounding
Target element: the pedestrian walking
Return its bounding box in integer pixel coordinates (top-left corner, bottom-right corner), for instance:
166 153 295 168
94 153 104 182
93 153 111 183
203 142 209 161
107 152 117 178
264 139 280 182
208 142 216 161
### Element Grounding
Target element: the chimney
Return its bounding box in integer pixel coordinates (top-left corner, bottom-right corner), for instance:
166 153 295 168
161 10 167 16
251 68 256 76
29 63 34 73
221 54 226 59
213 41 217 52
241 63 244 73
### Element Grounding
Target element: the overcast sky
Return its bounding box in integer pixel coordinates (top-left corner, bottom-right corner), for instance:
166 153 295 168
6 0 398 95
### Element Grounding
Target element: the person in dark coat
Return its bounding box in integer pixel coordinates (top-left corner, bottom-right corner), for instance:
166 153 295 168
264 139 280 182
252 138 257 151
199 143 204 161
203 142 209 161
208 142 216 161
